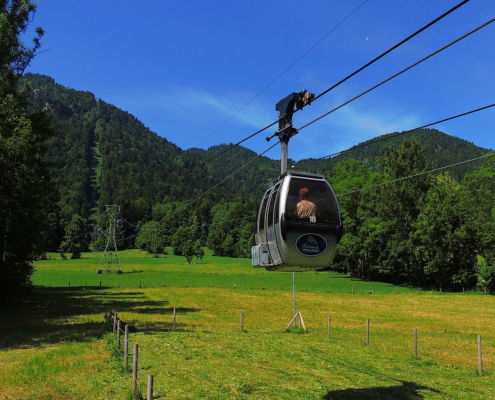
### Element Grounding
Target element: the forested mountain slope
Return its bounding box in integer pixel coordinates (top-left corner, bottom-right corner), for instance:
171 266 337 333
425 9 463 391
298 128 490 180
24 73 491 253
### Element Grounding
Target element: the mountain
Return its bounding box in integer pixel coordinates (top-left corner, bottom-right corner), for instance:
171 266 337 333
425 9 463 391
23 73 491 250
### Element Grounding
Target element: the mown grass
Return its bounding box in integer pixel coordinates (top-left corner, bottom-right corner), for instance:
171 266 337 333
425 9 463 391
0 250 493 399
34 249 441 295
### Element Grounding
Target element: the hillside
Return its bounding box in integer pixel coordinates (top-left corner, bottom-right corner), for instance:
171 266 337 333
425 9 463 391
298 128 490 180
23 73 490 250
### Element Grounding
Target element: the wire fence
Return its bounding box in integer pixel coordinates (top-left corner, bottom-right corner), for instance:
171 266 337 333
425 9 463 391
108 310 165 400
106 297 492 399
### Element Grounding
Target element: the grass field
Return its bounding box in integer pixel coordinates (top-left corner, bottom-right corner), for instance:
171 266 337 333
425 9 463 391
1 250 494 399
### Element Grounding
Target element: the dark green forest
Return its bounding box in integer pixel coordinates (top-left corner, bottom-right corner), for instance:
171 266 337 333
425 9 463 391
17 73 495 292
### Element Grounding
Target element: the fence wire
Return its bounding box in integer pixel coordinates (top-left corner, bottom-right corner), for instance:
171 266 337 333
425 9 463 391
110 311 166 399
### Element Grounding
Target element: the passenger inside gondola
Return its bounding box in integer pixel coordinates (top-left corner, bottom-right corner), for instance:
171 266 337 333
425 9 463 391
286 178 339 224
297 187 317 218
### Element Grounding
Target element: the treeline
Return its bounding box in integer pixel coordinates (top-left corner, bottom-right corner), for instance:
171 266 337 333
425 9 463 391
88 193 257 260
330 139 495 292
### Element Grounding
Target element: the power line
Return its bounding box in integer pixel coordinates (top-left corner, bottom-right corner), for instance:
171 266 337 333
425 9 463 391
122 141 279 241
312 0 471 103
180 1 467 179
137 215 256 234
296 102 495 168
336 152 495 197
297 16 495 132
225 102 495 186
195 0 370 147
176 121 277 179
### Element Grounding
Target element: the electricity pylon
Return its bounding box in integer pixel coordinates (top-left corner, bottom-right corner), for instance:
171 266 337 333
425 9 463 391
98 205 123 274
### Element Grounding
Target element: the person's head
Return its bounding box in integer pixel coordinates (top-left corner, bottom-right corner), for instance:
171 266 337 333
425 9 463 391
299 187 310 200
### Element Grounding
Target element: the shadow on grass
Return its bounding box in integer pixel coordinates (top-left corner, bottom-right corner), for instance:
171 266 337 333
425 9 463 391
0 287 199 350
322 381 439 399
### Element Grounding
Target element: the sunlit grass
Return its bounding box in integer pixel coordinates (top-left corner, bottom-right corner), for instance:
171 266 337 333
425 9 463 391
1 250 494 399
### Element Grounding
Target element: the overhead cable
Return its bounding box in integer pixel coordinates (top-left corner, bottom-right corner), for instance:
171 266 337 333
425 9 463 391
179 1 467 179
138 215 256 234
228 102 495 184
336 152 495 197
122 141 279 241
195 0 370 147
311 0 471 103
176 121 277 179
297 16 495 132
296 103 495 167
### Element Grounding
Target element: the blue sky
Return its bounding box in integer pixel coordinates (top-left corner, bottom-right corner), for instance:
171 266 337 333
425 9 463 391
26 0 495 162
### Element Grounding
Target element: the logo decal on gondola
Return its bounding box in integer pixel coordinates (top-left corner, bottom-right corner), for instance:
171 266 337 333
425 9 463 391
295 233 327 257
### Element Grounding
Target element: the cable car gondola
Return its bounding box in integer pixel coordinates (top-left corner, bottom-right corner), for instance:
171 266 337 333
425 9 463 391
251 90 343 272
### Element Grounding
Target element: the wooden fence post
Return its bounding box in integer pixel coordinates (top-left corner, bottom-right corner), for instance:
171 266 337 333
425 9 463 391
366 319 370 345
173 307 176 330
414 328 418 358
133 344 138 392
99 281 102 288
352 286 354 294
240 311 243 332
113 312 117 334
372 286 374 294
328 315 331 337
147 374 153 400
124 325 129 365
117 319 121 348
478 335 483 376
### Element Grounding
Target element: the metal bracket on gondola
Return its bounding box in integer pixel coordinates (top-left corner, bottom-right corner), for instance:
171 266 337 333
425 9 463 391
266 89 314 142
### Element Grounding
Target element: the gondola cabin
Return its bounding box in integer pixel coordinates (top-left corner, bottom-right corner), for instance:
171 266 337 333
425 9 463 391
252 170 343 272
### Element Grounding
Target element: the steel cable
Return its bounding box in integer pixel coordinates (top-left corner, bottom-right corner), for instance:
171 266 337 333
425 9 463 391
121 141 279 241
297 16 495 132
295 103 495 168
336 152 495 197
180 1 468 179
195 0 370 147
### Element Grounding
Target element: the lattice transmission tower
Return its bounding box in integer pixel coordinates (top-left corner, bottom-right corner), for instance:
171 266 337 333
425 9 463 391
98 205 123 274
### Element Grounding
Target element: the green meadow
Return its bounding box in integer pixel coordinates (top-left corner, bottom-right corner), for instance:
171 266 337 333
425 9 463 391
34 249 425 294
1 250 494 399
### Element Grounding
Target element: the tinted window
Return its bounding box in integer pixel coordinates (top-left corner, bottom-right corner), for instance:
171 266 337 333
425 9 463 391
258 190 270 231
267 183 281 227
285 178 338 224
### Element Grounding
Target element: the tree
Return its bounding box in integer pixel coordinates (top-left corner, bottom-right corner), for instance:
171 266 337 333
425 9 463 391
59 214 88 259
193 240 204 263
171 228 190 256
182 240 194 264
0 1 56 302
135 221 168 254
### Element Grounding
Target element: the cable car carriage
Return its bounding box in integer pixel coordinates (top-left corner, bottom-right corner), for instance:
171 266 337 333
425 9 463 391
252 90 343 272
